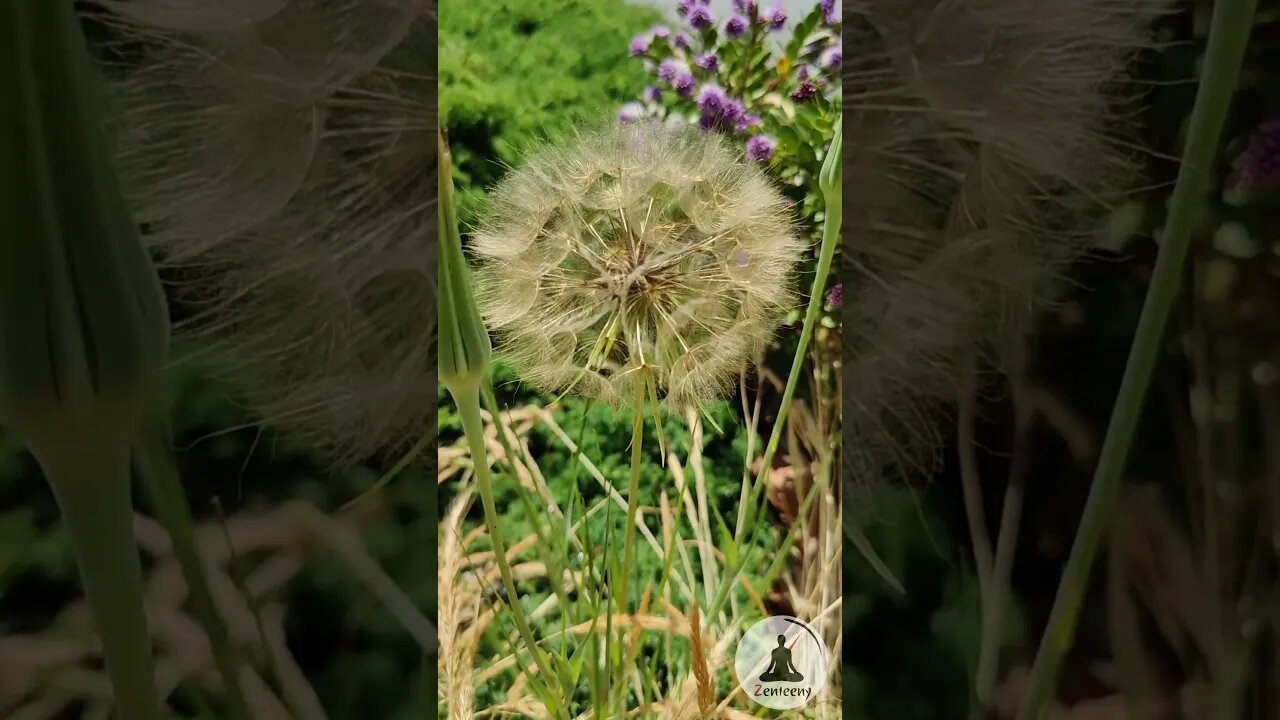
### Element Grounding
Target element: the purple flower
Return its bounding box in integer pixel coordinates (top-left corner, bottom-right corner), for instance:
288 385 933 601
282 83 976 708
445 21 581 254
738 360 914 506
618 103 643 124
674 32 692 49
658 58 683 83
826 283 843 308
688 3 713 30
696 52 720 72
1237 120 1280 192
733 0 758 13
746 135 775 162
733 113 762 133
820 0 840 24
651 25 671 39
629 33 651 57
763 4 786 30
722 98 746 125
644 85 662 102
676 0 693 17
724 14 748 38
674 72 697 97
821 47 842 71
696 84 728 113
790 79 817 102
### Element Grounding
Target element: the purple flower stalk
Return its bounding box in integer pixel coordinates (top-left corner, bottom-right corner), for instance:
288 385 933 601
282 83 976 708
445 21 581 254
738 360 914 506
763 4 786 30
674 31 692 49
650 25 671 39
827 283 843 308
1237 120 1280 192
676 0 693 17
696 52 719 72
724 14 748 38
629 33 651 57
644 85 662 103
618 103 643 124
688 3 713 30
746 134 775 162
733 0 758 13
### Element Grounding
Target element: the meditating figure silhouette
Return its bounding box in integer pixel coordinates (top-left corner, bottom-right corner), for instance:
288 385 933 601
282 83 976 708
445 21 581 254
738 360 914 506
759 634 804 683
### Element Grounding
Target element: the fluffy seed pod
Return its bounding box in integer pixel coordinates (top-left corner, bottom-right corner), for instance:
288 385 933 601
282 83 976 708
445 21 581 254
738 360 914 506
85 0 437 464
471 121 804 412
841 0 1168 484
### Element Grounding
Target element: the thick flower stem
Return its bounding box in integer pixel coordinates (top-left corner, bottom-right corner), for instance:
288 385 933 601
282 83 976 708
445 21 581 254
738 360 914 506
453 381 563 716
1015 2 1257 718
40 442 163 720
616 376 648 621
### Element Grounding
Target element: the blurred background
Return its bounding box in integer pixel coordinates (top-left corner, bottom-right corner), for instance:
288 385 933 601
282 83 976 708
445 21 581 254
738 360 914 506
4 1 1280 719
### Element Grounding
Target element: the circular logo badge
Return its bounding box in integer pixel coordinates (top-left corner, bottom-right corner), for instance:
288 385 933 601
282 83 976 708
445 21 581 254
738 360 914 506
734 615 829 710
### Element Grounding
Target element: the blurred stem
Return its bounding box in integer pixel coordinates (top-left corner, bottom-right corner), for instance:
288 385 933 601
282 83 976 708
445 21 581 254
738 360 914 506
705 120 842 622
1014 2 1257 718
40 441 163 720
134 414 252 720
454 381 564 717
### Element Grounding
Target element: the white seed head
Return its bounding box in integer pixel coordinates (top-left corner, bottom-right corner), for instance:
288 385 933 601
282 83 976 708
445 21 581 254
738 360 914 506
472 121 803 412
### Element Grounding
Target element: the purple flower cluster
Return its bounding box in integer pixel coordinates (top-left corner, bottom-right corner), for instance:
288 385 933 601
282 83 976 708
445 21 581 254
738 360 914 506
1237 120 1280 192
620 0 837 165
819 0 840 25
763 4 786 31
746 135 775 163
826 283 843 309
724 14 748 38
790 67 817 102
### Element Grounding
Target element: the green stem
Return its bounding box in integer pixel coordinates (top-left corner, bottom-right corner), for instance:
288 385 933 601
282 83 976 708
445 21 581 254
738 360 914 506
1015 2 1257 718
616 375 648 620
607 376 648 715
705 150 841 622
453 381 563 715
40 441 163 720
134 415 252 720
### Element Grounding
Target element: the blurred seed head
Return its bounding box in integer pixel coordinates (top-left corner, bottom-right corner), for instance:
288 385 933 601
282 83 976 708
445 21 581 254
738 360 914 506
86 0 437 465
841 0 1169 485
471 121 803 412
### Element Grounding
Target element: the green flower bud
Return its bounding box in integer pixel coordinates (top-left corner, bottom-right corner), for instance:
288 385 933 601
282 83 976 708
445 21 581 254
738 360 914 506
438 130 492 395
819 114 842 207
0 2 169 458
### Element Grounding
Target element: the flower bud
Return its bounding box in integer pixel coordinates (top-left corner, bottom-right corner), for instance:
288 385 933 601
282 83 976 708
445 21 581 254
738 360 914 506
0 1 170 458
438 130 492 395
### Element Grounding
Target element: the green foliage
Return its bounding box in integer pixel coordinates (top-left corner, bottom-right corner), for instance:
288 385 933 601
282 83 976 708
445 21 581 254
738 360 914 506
439 0 662 227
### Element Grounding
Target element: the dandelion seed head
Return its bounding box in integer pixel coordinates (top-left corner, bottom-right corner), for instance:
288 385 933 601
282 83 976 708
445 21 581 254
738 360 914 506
471 121 802 412
841 0 1169 486
91 0 438 466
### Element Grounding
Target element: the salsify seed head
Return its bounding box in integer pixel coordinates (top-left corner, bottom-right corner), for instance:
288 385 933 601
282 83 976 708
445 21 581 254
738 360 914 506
471 121 803 412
